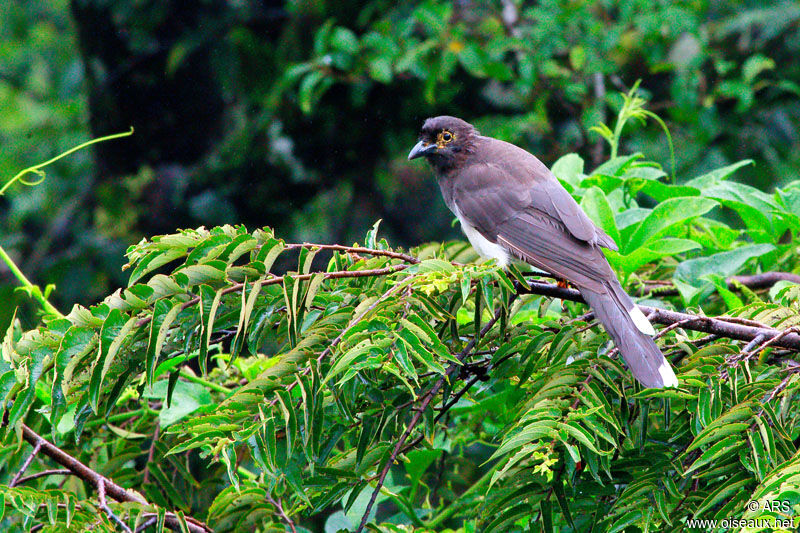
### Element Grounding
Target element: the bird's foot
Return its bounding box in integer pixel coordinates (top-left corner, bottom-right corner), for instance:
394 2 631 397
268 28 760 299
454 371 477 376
557 278 574 289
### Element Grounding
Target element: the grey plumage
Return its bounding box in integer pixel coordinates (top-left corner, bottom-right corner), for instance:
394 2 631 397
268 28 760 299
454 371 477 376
409 115 677 388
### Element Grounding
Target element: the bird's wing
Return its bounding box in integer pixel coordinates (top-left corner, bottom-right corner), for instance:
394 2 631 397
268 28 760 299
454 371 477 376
453 163 614 292
471 140 618 251
539 171 619 251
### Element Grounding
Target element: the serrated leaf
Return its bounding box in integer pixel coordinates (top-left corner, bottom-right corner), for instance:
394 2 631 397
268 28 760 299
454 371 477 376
89 309 137 412
147 301 183 386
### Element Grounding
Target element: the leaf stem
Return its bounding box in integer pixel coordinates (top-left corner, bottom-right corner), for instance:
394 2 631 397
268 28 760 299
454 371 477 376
0 244 63 317
179 370 232 394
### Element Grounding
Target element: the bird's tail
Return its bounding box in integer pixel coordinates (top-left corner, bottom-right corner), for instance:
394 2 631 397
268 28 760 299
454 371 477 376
580 281 678 388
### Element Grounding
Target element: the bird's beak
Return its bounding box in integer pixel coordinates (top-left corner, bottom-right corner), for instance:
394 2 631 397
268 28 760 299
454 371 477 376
408 140 437 160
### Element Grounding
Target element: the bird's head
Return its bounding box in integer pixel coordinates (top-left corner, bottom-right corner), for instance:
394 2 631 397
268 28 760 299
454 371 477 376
408 116 478 167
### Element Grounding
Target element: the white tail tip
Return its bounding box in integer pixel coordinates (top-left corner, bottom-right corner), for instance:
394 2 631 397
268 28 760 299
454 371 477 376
658 359 679 388
629 305 656 336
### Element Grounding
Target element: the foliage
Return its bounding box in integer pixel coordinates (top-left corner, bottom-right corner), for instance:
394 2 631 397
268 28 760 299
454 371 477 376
2 129 800 531
2 0 800 331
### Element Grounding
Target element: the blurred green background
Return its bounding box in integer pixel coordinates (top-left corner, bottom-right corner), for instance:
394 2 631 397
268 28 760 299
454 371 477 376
1 0 799 328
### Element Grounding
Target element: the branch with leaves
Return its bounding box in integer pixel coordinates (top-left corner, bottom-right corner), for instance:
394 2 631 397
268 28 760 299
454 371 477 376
13 424 211 532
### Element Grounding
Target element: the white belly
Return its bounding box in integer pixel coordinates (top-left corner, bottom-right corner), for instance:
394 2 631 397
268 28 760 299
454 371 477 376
454 206 510 267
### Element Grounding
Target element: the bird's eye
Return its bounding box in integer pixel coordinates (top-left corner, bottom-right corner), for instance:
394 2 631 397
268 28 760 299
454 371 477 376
442 131 453 142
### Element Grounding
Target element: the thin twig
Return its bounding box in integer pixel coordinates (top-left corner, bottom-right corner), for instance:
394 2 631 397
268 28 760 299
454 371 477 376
637 271 800 297
136 263 410 328
732 326 800 365
98 479 133 533
143 422 160 484
267 494 297 533
14 468 73 485
283 243 420 264
10 440 42 487
135 517 158 533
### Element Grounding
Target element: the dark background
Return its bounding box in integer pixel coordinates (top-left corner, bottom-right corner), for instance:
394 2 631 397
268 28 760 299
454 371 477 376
1 0 799 327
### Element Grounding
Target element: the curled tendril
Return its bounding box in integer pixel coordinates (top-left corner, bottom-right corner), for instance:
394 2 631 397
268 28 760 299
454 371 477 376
15 168 47 187
0 127 134 197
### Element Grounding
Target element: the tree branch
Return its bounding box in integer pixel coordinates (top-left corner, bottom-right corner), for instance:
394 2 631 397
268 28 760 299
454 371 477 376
637 271 800 296
98 479 133 533
518 280 800 351
267 494 297 533
14 469 73 485
136 262 410 328
283 243 420 264
19 424 211 533
10 440 42 487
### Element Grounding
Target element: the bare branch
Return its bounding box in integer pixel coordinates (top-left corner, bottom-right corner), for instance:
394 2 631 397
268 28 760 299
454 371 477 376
135 517 158 533
98 479 133 533
10 440 42 487
15 469 73 485
143 422 160 484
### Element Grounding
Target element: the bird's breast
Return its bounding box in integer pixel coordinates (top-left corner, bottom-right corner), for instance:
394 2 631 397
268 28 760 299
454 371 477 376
453 205 510 268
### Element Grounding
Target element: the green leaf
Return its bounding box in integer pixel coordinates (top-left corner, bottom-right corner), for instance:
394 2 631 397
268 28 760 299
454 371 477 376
608 238 701 275
674 244 775 305
688 404 754 452
325 340 372 384
89 309 137 412
491 420 559 460
559 421 606 455
396 329 446 375
685 435 745 475
129 248 186 285
627 179 700 202
231 281 262 360
624 197 718 253
7 347 48 429
52 326 97 427
580 186 620 246
684 160 754 189
551 153 585 189
147 301 183 386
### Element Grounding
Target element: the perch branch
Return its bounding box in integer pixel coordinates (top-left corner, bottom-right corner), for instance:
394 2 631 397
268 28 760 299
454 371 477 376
518 280 800 351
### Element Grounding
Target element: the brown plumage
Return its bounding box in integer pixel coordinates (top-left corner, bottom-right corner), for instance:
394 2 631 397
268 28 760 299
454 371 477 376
409 116 677 388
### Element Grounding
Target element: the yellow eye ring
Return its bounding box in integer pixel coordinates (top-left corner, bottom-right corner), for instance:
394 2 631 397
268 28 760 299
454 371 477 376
442 131 453 142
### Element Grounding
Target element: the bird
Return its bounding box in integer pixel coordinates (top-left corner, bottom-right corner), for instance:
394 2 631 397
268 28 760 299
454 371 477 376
408 116 678 388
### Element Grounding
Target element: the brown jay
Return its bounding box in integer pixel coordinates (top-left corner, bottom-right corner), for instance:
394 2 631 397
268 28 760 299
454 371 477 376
408 116 677 388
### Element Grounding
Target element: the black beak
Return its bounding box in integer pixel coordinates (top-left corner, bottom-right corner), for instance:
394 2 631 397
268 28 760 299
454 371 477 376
408 140 437 160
